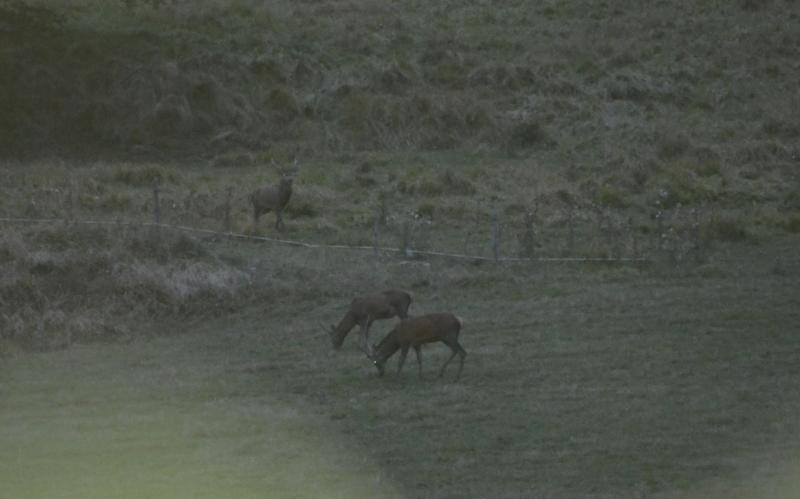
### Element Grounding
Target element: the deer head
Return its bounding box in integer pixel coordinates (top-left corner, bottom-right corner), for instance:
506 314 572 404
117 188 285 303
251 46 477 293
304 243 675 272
321 323 340 350
368 342 385 376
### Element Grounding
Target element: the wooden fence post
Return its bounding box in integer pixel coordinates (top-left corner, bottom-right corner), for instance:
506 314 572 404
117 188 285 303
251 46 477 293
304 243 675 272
401 219 412 258
521 209 536 260
373 208 380 260
491 209 500 262
224 186 233 234
566 201 575 257
691 206 703 263
629 216 639 261
152 179 161 225
655 206 664 254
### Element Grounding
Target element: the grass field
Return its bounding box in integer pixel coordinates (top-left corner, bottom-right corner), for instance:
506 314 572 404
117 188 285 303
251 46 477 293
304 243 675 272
3 0 800 497
2 227 800 498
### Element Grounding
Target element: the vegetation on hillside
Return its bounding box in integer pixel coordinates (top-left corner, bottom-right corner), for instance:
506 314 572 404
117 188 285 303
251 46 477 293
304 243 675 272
2 0 799 168
2 2 800 497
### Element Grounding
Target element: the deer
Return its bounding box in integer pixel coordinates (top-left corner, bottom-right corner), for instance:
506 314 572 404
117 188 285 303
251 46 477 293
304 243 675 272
249 172 293 231
323 290 412 353
367 312 466 380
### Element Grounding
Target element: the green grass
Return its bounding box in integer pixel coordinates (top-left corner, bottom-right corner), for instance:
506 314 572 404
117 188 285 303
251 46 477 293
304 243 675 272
3 1 800 496
2 235 800 498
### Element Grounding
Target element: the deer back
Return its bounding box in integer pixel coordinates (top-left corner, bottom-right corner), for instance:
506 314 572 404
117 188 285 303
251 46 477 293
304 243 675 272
393 312 461 345
381 289 412 318
351 294 396 321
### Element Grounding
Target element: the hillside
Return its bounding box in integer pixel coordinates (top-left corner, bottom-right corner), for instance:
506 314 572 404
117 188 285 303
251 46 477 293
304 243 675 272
3 1 799 167
2 2 800 498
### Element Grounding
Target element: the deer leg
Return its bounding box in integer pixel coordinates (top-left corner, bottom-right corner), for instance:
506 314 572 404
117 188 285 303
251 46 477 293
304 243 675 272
413 345 422 378
397 346 410 375
439 350 458 378
454 343 467 381
359 320 372 354
439 339 465 379
275 210 283 230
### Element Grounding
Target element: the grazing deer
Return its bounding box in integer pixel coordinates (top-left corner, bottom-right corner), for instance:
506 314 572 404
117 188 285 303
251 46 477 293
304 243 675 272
324 290 412 353
368 312 466 380
249 173 293 230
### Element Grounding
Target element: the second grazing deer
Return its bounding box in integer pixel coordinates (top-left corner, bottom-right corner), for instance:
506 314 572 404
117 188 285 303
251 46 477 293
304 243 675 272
368 312 466 380
324 289 412 353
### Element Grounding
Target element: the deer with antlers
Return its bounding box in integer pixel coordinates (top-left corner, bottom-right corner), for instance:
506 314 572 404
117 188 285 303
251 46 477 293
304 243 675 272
368 312 466 380
324 290 412 353
249 161 296 231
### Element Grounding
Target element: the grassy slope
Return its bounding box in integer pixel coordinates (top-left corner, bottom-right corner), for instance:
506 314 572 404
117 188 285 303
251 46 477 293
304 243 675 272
3 1 800 497
2 236 800 498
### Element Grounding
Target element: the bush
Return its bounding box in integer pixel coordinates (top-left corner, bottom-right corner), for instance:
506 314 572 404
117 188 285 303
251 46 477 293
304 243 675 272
657 135 690 161
706 217 749 242
113 166 168 186
596 185 631 209
508 121 552 151
781 216 800 233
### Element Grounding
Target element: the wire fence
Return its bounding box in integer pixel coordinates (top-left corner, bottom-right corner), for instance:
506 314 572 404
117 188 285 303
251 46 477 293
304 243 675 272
0 211 659 264
3 179 727 265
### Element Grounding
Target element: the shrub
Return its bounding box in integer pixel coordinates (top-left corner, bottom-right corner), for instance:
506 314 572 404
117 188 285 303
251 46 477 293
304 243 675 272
113 166 167 186
266 86 298 124
438 170 476 195
508 121 552 151
286 201 318 218
657 134 690 161
706 217 749 242
212 150 256 168
596 185 631 209
781 216 800 233
416 202 435 220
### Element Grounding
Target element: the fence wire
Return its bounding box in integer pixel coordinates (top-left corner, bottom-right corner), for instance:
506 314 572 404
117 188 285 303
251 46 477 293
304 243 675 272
0 217 649 263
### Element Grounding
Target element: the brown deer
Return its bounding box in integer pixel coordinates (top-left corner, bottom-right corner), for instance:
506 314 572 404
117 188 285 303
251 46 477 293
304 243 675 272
324 290 412 353
249 173 293 230
368 312 466 380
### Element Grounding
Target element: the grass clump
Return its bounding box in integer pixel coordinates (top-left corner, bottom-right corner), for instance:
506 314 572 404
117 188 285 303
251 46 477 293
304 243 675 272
507 121 552 152
657 134 691 161
780 216 800 234
112 166 170 186
0 225 248 350
706 216 750 243
595 184 632 209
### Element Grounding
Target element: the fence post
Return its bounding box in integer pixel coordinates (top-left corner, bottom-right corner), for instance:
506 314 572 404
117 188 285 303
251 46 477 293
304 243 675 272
491 209 500 262
521 209 536 260
373 207 380 260
152 179 161 225
65 184 74 225
566 201 575 257
655 205 664 254
610 211 622 259
629 216 639 261
401 219 412 258
224 186 233 235
691 206 703 263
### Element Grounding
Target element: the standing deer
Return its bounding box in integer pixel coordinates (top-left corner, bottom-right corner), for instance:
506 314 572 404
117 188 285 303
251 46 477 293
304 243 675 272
249 173 293 230
324 290 412 353
368 312 466 380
